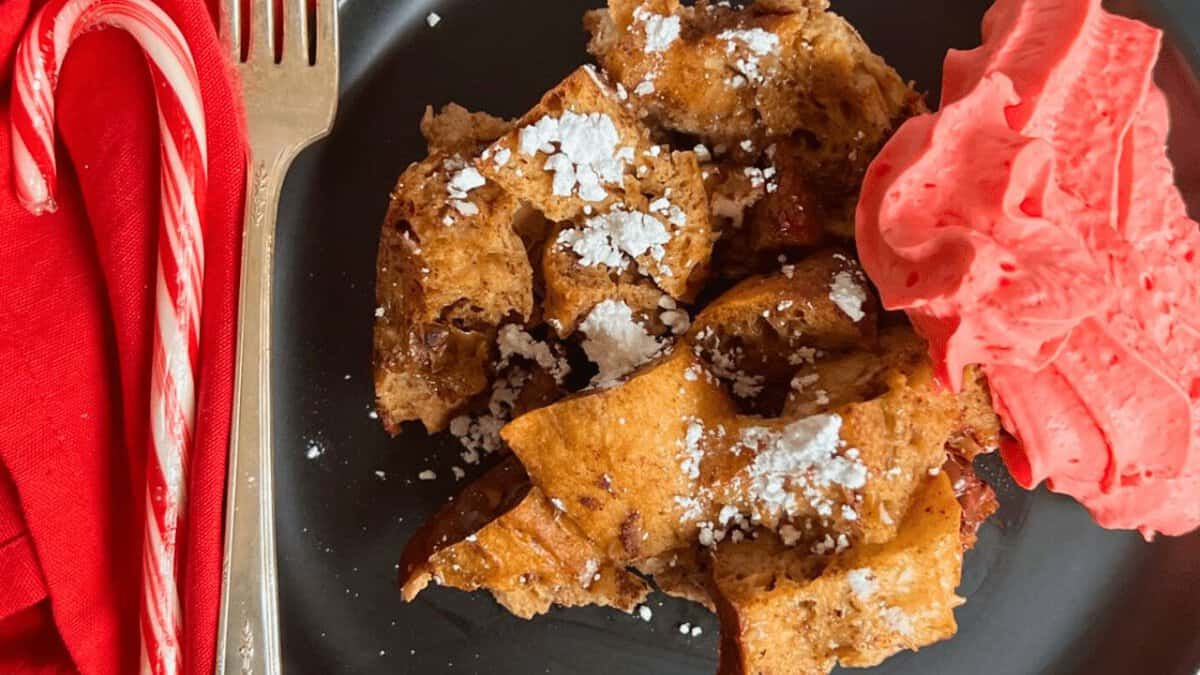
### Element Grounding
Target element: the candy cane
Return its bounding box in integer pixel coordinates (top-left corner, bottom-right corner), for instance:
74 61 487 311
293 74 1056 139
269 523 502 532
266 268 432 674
10 1 207 674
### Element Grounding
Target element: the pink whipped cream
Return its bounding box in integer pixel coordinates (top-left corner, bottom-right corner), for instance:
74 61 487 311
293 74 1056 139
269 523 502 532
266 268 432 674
856 0 1200 537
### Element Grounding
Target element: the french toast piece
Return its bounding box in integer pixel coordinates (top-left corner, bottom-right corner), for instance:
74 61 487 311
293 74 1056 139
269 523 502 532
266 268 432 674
586 0 924 237
374 108 534 433
478 66 716 333
947 366 1002 460
698 338 992 547
704 142 858 279
502 300 996 565
503 348 740 562
688 251 878 410
710 474 964 675
771 326 999 543
540 148 712 334
398 457 651 618
476 66 645 223
586 0 919 152
420 103 513 157
785 328 1001 456
634 449 996 615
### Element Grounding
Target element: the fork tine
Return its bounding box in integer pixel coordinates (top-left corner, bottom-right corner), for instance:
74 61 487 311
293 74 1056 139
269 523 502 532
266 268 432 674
282 0 308 64
221 0 241 62
314 0 338 67
248 0 272 63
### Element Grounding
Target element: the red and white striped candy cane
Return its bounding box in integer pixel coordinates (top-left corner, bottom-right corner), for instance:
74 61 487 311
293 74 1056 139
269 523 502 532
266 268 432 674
11 1 207 673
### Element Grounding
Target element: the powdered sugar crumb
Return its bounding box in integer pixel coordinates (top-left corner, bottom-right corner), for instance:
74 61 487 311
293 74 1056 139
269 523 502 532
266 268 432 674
719 28 781 85
679 418 706 481
579 559 600 589
497 324 570 383
830 271 867 322
446 160 485 217
661 309 691 335
579 300 664 387
450 367 531 459
634 7 681 54
558 207 670 270
779 524 803 546
882 607 914 636
847 568 876 600
518 112 628 202
740 414 867 521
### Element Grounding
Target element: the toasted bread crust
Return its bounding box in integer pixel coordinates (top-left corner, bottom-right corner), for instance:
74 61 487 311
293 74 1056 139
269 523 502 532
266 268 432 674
586 0 919 149
586 0 925 238
399 458 651 618
711 474 963 675
373 108 534 433
420 103 513 157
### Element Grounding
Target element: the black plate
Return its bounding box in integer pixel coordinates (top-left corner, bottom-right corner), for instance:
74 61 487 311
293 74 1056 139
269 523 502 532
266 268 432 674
272 1 1200 673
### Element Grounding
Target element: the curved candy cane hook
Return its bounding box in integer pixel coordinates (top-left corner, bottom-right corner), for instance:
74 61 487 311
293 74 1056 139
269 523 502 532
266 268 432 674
11 1 209 673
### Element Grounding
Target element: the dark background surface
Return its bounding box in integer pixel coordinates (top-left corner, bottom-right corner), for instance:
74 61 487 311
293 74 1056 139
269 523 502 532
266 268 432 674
271 1 1200 673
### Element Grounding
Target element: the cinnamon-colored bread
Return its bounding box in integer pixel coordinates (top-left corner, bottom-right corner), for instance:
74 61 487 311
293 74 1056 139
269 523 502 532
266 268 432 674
399 457 651 618
586 0 925 238
710 474 964 675
373 106 532 433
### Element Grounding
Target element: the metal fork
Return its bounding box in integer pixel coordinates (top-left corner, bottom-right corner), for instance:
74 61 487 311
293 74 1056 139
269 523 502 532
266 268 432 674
216 1 338 673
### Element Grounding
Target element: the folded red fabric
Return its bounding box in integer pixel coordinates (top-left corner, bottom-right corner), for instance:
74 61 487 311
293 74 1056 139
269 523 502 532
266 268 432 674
0 1 245 673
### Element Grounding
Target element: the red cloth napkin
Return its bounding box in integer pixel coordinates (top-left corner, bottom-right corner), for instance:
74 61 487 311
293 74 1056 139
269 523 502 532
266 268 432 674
0 1 245 672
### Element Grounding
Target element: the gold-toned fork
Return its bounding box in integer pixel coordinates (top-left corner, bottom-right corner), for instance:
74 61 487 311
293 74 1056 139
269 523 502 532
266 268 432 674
216 1 338 673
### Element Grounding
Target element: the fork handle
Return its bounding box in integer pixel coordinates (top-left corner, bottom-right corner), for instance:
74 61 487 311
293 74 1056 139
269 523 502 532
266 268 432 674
216 145 295 675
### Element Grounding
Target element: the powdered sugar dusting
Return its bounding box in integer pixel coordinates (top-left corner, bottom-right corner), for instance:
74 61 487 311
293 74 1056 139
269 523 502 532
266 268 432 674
497 324 570 383
882 606 914 636
719 28 780 56
830 271 867 322
719 28 781 85
579 300 665 387
678 418 706 480
517 112 628 202
557 207 670 269
693 327 764 399
634 7 681 54
579 559 600 589
740 414 867 520
444 158 485 218
449 367 531 461
674 495 705 523
847 568 876 600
